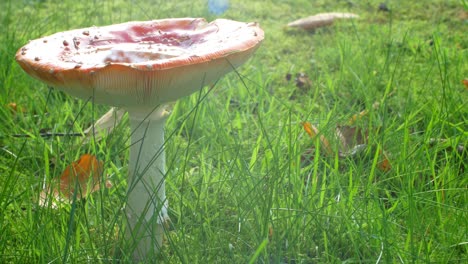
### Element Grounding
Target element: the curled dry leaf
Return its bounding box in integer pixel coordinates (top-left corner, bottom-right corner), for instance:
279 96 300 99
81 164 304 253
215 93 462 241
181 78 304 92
84 107 126 142
7 102 18 113
7 102 26 114
462 79 468 90
428 138 466 174
302 122 333 155
287 12 359 30
335 125 368 154
286 72 314 100
302 116 391 172
377 150 392 172
295 73 312 89
348 110 369 125
378 3 390 12
83 104 173 143
39 154 112 208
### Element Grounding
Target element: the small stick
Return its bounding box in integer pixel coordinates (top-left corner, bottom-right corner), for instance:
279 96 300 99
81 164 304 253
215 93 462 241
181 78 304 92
7 132 83 138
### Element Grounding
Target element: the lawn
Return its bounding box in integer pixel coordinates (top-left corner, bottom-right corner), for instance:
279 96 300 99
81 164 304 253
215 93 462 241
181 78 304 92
1 0 467 263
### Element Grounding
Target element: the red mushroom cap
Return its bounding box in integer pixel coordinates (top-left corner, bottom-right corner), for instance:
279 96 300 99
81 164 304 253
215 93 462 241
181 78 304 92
16 18 264 108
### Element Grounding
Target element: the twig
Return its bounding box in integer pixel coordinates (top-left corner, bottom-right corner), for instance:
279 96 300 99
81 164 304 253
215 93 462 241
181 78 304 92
5 132 83 138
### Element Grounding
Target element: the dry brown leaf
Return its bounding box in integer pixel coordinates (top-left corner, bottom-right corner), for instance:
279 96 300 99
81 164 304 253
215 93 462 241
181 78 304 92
302 121 317 138
302 122 334 155
287 12 359 30
84 107 126 142
335 125 368 153
462 79 468 90
7 102 26 114
302 117 391 172
39 154 112 208
348 110 369 125
377 151 392 172
378 3 390 12
7 102 17 112
295 73 312 89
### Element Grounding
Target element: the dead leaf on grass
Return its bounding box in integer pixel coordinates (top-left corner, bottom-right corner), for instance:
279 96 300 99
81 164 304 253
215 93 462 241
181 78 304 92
302 122 333 156
295 73 312 89
39 154 112 208
462 79 468 90
335 125 368 154
6 102 26 115
378 3 390 12
286 72 313 90
348 110 369 125
301 112 391 171
377 151 392 172
84 107 126 142
428 138 466 173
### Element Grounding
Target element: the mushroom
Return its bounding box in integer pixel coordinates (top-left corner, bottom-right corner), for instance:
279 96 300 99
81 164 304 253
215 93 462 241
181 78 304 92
287 12 359 30
16 18 264 260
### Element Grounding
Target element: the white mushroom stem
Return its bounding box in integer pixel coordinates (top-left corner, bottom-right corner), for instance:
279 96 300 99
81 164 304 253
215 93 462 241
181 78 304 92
125 106 171 260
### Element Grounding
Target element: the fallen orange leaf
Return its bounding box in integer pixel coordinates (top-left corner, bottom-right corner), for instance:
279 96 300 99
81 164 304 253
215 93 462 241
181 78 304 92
377 151 392 172
7 102 17 112
348 110 369 125
7 102 26 114
335 125 368 152
59 154 105 196
39 154 112 208
268 225 274 241
462 79 468 90
302 118 391 172
302 122 333 156
302 121 317 138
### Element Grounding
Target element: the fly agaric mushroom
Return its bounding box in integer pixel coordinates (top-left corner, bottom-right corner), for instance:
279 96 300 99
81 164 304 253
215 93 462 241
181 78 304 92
16 18 264 260
287 12 359 30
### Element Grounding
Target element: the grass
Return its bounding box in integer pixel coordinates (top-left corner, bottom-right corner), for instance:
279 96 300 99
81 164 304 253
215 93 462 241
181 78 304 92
1 0 467 262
